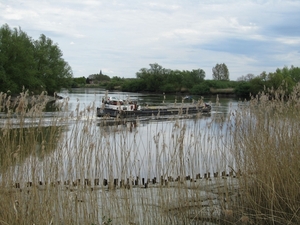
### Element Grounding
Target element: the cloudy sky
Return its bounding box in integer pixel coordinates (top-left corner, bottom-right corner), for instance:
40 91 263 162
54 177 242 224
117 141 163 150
1 0 300 80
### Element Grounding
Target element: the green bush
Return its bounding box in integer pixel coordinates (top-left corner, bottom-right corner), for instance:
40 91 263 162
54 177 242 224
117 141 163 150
159 84 178 93
234 81 251 97
190 83 210 95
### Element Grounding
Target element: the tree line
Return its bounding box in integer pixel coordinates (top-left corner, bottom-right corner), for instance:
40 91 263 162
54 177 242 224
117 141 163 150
86 63 300 97
2 24 300 97
92 63 231 95
0 24 73 95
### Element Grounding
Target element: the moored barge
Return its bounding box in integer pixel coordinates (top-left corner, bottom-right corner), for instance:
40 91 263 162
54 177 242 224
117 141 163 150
96 96 211 119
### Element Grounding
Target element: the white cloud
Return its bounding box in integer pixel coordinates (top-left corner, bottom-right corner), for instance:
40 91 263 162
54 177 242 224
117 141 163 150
1 0 300 80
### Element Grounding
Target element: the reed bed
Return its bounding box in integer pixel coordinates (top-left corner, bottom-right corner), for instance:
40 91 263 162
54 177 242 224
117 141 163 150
0 87 299 224
229 84 300 224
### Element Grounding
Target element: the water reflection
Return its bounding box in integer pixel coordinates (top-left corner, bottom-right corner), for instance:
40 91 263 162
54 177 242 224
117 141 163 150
0 125 63 182
0 88 240 186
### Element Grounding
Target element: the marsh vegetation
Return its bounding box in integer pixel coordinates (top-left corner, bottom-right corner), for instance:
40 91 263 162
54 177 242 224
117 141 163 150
0 87 299 224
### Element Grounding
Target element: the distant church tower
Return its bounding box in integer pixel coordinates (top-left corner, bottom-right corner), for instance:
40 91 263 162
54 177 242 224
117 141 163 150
100 70 102 75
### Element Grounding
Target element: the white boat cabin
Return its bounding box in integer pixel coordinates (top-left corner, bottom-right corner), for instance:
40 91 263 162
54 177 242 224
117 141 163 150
102 96 141 111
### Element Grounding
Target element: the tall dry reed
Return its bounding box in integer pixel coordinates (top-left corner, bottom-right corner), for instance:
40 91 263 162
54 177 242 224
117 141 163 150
0 87 299 225
229 84 300 224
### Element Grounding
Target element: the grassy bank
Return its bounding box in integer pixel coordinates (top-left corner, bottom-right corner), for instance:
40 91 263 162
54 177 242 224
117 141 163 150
0 87 299 224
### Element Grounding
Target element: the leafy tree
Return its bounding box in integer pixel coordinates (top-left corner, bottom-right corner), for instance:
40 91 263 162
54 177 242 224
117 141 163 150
290 65 300 83
0 24 73 95
266 67 295 94
34 34 73 94
121 79 147 92
160 83 177 93
190 69 205 82
105 76 125 90
181 69 205 89
136 63 167 91
237 73 255 82
249 76 265 95
235 81 251 97
190 82 210 95
164 70 182 91
212 63 229 80
72 77 86 87
0 25 38 93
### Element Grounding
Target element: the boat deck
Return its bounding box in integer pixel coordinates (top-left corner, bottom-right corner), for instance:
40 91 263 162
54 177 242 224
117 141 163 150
97 103 211 119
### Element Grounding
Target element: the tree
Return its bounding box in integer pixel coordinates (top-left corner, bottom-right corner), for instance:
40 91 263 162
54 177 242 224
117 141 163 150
190 69 206 82
0 24 39 93
237 73 255 82
190 82 210 95
290 65 300 83
0 24 73 95
235 81 251 96
249 76 265 95
34 34 73 94
212 63 229 80
180 69 205 89
136 63 167 91
72 77 86 87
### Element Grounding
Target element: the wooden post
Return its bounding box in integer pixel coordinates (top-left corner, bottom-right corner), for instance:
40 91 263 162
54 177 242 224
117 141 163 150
168 176 174 182
152 177 156 184
120 179 124 188
103 179 108 186
222 171 226 177
84 179 91 186
114 178 118 187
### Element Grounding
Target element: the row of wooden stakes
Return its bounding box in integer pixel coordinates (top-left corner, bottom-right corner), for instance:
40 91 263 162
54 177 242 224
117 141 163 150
13 170 241 189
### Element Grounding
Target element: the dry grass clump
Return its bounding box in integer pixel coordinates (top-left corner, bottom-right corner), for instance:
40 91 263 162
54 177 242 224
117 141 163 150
230 84 300 224
1 86 299 224
0 90 234 225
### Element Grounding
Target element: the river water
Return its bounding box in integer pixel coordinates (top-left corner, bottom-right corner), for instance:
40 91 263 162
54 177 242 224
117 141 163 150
2 88 242 185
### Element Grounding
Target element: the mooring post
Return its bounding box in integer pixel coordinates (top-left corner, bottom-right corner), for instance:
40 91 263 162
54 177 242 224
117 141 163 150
103 179 108 186
114 178 118 187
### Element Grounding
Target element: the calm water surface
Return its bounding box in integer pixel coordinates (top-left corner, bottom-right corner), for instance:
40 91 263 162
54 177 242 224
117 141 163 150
5 88 242 183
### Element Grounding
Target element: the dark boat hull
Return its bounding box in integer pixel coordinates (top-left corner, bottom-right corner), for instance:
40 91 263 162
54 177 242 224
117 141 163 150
97 105 211 118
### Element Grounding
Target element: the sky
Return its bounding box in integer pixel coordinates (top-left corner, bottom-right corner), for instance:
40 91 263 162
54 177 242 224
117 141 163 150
1 0 300 80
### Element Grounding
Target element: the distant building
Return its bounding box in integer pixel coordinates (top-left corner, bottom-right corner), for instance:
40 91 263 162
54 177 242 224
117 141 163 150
87 74 98 84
